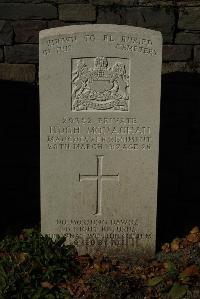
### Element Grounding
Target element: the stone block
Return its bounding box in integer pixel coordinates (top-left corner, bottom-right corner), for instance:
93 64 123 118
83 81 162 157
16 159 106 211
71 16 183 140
0 47 3 62
162 33 173 44
178 8 200 30
163 45 192 62
59 4 96 21
0 3 57 20
97 7 126 24
0 21 13 45
175 0 200 6
48 20 91 28
138 0 173 5
162 62 195 74
0 63 36 82
57 0 89 3
13 21 47 43
175 31 200 44
0 0 56 2
91 0 137 5
139 0 200 5
194 63 200 73
194 46 200 62
48 20 66 28
5 44 38 64
126 7 175 34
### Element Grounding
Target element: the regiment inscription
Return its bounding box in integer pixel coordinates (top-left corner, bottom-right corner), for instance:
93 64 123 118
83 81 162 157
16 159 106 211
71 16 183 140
40 25 162 256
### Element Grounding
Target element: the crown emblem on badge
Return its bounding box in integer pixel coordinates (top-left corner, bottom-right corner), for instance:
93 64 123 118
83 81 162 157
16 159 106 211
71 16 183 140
71 57 130 112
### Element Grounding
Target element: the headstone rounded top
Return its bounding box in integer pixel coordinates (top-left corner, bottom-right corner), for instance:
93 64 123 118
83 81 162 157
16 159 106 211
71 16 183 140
39 24 162 42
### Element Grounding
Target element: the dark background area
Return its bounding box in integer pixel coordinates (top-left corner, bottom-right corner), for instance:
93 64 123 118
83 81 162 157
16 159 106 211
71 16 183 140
0 72 200 248
157 72 200 247
1 81 40 237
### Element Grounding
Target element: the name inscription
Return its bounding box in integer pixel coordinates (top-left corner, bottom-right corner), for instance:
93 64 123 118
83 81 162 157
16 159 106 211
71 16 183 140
47 117 152 151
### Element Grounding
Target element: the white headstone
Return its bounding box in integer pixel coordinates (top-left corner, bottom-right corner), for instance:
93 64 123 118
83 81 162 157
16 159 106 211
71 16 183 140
39 25 162 257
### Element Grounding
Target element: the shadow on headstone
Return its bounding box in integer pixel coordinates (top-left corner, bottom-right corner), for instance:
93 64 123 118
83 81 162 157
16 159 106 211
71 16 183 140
0 73 200 250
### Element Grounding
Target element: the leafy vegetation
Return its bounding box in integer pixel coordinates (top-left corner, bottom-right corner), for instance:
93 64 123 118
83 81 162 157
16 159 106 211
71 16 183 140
0 229 80 298
0 227 200 298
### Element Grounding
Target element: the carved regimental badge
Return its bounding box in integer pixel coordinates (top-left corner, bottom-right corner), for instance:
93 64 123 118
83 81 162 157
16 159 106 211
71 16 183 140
71 57 130 111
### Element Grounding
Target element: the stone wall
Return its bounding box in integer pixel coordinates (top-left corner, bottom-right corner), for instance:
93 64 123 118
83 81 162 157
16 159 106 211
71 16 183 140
0 0 200 82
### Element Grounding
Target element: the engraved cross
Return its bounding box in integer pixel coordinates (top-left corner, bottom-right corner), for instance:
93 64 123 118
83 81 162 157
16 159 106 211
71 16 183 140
79 155 119 215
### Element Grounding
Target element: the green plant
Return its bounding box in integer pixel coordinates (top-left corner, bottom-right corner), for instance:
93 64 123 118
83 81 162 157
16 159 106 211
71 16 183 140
0 229 80 298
